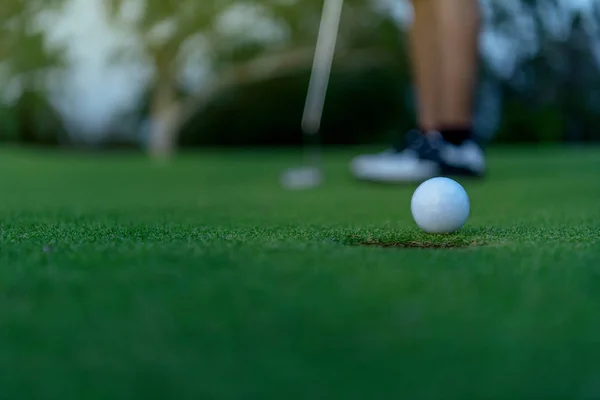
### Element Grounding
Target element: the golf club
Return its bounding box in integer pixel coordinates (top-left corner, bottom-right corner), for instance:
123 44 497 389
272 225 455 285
280 0 344 190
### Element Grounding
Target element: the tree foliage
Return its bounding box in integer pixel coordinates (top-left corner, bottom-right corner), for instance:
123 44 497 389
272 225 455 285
0 0 67 144
489 1 600 142
0 0 66 90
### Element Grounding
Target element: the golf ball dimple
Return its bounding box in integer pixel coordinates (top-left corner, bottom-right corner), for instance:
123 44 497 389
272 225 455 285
411 177 470 234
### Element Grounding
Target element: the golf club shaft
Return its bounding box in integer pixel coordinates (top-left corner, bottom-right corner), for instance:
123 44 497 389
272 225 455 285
302 0 344 136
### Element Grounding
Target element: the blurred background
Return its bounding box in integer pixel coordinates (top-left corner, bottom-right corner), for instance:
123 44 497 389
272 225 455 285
1 0 599 159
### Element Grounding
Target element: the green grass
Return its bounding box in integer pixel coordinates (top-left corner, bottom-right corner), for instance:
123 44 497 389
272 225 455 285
0 146 599 399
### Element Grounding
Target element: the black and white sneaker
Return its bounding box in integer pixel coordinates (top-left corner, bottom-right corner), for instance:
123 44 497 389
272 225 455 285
350 130 486 183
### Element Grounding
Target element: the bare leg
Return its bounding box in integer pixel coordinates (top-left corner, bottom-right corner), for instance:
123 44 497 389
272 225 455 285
435 0 481 128
409 0 440 132
349 0 485 183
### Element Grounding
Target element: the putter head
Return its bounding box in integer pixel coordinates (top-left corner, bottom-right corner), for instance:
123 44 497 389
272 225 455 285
280 166 323 190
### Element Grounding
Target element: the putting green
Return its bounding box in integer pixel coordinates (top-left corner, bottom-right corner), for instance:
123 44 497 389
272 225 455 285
0 146 598 399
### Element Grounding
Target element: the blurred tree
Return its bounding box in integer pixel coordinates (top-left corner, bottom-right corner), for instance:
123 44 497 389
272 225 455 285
107 0 404 158
487 0 600 143
106 0 231 158
559 12 596 142
0 0 67 144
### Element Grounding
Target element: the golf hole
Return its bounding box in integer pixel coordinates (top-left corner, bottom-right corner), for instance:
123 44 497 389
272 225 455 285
343 235 486 249
355 240 476 249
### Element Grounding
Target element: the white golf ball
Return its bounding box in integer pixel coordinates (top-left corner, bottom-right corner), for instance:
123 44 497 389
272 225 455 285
411 177 470 233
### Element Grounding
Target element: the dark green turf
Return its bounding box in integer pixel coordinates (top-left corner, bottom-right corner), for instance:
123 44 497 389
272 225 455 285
0 146 599 399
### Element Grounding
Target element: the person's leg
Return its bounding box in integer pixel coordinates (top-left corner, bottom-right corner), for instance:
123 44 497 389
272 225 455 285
350 0 485 183
409 0 440 132
436 0 481 144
